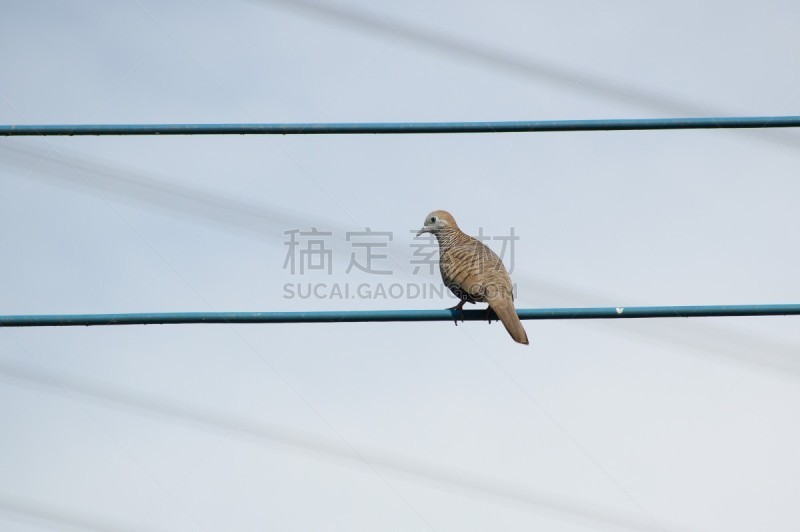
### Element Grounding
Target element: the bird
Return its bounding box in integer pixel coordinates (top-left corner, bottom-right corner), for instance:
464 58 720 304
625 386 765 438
416 210 529 345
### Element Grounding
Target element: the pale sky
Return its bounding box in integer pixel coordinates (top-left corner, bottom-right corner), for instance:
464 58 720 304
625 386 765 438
1 1 800 530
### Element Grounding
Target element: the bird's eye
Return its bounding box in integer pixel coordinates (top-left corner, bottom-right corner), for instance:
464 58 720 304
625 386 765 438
430 216 437 223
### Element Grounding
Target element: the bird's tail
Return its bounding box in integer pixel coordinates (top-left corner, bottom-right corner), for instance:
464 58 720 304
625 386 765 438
490 300 529 345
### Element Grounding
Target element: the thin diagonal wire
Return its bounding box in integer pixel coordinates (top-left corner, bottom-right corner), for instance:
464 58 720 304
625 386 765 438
458 326 669 532
0 360 694 531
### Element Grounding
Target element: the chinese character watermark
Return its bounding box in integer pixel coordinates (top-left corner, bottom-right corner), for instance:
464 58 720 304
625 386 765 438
346 228 393 275
283 227 333 275
408 231 438 275
281 225 520 299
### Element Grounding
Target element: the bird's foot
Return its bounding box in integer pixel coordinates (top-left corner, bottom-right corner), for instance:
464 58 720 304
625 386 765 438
447 300 467 326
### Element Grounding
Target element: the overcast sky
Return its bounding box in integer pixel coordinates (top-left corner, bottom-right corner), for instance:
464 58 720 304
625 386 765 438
1 1 800 530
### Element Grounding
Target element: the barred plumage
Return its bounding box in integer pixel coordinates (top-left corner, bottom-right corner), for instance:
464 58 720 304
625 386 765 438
416 210 529 345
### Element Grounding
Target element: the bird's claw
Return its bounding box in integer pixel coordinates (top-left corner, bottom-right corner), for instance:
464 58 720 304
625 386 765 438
447 302 466 326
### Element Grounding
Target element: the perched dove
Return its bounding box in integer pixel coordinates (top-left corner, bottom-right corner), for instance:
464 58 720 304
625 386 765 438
416 210 529 345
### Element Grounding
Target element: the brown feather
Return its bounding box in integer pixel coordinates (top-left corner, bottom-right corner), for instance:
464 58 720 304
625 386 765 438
422 210 529 345
487 297 529 345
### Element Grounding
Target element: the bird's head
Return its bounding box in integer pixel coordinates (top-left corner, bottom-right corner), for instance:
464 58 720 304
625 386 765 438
416 210 458 236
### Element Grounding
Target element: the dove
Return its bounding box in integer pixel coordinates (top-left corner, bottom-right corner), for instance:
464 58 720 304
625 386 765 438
416 210 529 345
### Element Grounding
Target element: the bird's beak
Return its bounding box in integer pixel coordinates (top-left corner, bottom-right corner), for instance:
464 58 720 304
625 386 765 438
416 227 427 237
